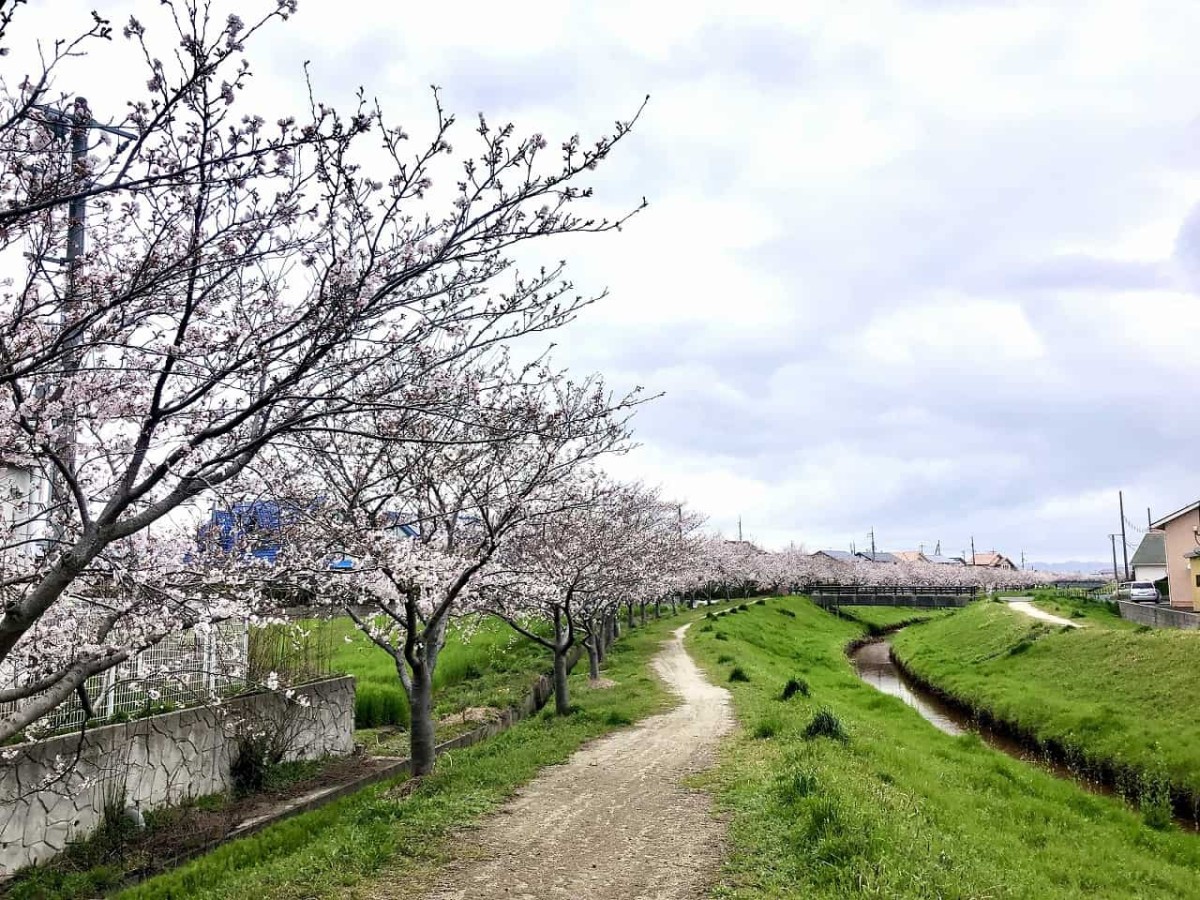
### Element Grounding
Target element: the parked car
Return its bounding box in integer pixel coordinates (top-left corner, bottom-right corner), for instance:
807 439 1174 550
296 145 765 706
1116 581 1160 603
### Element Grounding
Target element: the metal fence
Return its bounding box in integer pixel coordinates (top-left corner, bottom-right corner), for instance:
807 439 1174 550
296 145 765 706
808 583 978 608
1 623 252 735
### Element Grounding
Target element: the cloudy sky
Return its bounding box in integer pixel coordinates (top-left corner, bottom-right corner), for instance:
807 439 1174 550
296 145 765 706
25 1 1200 565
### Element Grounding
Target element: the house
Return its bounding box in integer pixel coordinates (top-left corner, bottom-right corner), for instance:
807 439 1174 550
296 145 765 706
0 461 50 554
855 551 898 564
892 550 929 564
970 551 1018 570
1150 501 1200 610
1130 531 1167 584
811 550 856 564
926 555 965 566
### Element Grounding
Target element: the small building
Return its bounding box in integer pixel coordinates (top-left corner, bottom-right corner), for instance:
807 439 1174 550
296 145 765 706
1151 501 1200 610
892 550 929 564
811 550 856 564
926 554 965 566
855 551 898 564
970 551 1018 570
1130 531 1167 584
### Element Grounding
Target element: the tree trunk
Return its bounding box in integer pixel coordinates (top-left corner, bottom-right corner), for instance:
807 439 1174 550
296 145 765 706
586 640 600 679
408 664 436 776
612 615 621 639
627 602 635 628
654 600 661 619
553 647 571 714
640 602 647 625
597 622 608 662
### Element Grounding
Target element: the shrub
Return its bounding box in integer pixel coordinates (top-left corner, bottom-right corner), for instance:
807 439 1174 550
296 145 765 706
803 708 848 743
754 598 767 605
717 653 735 664
705 612 717 620
715 632 728 642
737 603 749 611
777 608 797 618
753 715 781 739
699 623 713 633
781 677 810 700
728 667 750 683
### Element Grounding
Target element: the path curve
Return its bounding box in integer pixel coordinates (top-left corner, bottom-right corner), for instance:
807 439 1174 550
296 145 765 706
1008 599 1080 628
421 623 734 900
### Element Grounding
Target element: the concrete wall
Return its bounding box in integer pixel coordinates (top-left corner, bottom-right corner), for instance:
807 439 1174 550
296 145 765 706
1117 601 1200 630
1163 510 1200 609
0 675 354 876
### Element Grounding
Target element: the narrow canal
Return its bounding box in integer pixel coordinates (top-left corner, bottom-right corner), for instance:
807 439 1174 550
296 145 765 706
849 638 1125 803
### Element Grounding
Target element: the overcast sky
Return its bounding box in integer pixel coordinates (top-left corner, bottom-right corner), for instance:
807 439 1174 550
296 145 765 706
25 1 1200 565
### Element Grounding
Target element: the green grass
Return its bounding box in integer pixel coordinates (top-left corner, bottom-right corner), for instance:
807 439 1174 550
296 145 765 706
324 616 553 729
891 600 1200 805
103 606 724 900
832 605 957 632
688 595 1200 899
1024 589 1135 629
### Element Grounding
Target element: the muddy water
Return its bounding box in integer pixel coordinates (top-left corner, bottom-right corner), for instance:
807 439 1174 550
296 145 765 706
849 639 1114 795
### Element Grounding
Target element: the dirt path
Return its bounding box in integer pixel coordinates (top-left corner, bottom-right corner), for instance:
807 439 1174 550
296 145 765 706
1008 598 1080 628
420 623 733 900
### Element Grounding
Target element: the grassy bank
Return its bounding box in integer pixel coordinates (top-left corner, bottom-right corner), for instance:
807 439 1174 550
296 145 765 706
829 605 957 633
90 608 711 900
1025 590 1134 629
689 595 1200 898
323 616 552 730
891 600 1200 806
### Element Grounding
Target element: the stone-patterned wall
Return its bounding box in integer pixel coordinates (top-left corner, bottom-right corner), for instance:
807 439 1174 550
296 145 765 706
0 675 354 876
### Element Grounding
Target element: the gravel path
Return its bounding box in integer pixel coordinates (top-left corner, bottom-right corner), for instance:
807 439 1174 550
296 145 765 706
420 623 734 900
1008 599 1080 628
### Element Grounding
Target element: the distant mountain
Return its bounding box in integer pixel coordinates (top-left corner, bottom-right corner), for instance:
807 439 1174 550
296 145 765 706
1027 560 1110 575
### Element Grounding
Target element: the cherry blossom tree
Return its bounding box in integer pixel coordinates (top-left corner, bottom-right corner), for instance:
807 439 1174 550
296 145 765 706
252 364 635 773
0 1 645 743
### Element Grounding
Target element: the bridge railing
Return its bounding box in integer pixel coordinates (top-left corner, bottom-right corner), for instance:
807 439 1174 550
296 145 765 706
807 583 977 608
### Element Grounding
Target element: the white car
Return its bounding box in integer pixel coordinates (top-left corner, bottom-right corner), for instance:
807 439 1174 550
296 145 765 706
1118 581 1160 603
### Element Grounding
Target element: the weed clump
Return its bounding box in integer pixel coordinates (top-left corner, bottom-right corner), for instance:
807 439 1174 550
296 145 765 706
728 666 751 683
705 612 717 620
776 767 819 804
803 708 848 743
777 608 797 618
715 632 728 642
781 677 810 700
700 623 713 632
717 653 734 664
753 715 781 739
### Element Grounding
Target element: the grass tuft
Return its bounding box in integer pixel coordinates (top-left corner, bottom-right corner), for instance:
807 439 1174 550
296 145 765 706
803 708 848 743
728 666 751 683
781 677 810 700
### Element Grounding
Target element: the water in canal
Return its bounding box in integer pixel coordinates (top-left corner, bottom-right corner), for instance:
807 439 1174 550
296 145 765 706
849 639 1121 799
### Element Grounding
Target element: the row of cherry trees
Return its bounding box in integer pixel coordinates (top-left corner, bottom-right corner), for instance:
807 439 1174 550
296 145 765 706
685 540 1074 599
0 0 664 759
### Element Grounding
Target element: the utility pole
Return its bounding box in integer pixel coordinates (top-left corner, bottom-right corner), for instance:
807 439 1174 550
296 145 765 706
870 527 876 558
970 535 976 566
737 516 743 542
1020 550 1026 571
676 503 683 537
29 99 135 545
1109 534 1120 585
1148 507 1153 529
1118 491 1129 581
